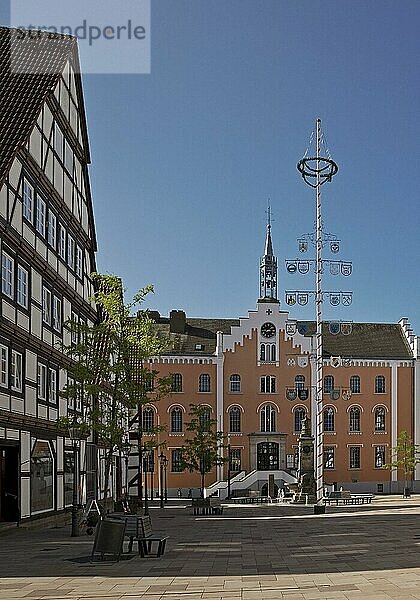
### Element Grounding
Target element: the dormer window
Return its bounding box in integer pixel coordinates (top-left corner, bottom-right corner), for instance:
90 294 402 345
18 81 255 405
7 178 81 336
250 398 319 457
195 343 204 351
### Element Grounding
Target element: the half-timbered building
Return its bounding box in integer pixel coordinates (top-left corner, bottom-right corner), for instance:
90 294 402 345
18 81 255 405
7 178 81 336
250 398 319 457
0 27 99 523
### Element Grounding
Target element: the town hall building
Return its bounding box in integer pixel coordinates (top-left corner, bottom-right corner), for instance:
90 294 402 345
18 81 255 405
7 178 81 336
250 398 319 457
142 218 420 498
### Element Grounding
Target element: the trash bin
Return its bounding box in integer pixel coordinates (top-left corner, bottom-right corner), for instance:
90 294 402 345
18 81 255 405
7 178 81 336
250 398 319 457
314 504 325 515
404 487 411 498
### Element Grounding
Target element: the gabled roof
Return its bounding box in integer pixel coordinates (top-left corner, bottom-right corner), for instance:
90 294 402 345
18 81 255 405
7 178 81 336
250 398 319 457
301 322 413 360
152 313 413 360
0 27 76 183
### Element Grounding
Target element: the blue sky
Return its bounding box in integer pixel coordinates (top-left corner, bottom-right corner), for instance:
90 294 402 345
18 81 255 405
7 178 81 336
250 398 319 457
3 2 420 332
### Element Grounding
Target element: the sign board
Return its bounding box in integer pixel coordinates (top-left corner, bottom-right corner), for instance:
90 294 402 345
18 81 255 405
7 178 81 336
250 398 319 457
91 519 126 561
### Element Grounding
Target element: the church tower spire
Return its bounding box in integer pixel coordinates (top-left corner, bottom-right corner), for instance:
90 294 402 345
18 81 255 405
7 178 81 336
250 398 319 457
259 204 278 301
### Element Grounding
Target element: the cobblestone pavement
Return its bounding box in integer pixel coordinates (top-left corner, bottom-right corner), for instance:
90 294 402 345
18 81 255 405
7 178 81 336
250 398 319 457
2 497 420 599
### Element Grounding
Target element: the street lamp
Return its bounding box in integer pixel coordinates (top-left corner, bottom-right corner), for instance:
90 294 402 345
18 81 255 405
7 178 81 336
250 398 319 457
163 455 168 503
159 452 166 509
68 424 80 537
143 448 150 516
227 442 231 500
121 434 131 502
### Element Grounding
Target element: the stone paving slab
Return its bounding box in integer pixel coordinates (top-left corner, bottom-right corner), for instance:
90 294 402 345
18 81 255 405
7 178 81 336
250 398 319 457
1 497 420 598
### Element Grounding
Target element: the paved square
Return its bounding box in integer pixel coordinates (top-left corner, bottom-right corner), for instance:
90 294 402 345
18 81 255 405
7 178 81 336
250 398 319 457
1 497 420 599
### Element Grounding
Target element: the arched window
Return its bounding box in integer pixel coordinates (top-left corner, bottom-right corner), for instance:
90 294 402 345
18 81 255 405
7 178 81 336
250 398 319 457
142 407 154 432
260 344 276 362
171 373 183 392
199 373 211 392
260 404 276 432
323 375 334 394
375 407 386 431
295 375 305 391
170 407 183 432
229 407 241 433
350 375 360 394
323 407 335 432
229 374 241 393
199 406 211 430
375 375 385 394
294 407 306 432
349 407 361 432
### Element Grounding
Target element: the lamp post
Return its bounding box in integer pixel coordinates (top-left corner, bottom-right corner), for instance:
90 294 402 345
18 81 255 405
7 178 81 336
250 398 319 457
143 448 150 516
163 455 168 503
121 435 131 501
159 452 166 509
227 443 231 500
68 424 80 537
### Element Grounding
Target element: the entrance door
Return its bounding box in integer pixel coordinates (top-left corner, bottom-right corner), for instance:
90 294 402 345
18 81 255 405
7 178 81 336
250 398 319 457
257 442 279 470
0 446 19 522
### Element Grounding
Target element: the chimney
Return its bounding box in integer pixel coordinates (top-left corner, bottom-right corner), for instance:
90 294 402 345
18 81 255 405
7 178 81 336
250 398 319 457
169 310 186 334
147 310 161 323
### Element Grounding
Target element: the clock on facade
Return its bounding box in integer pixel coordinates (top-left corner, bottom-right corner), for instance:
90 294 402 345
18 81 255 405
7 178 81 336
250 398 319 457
261 322 276 338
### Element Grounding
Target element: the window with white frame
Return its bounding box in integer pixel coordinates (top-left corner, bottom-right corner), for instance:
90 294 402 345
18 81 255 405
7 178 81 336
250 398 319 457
260 404 276 432
199 407 211 430
295 375 305 391
350 375 361 394
67 235 75 270
49 368 57 403
349 406 361 432
0 345 8 387
323 375 334 394
142 407 154 432
10 350 23 392
76 245 83 278
323 407 335 432
374 407 386 431
171 449 183 472
1 252 14 298
42 287 52 324
229 374 241 393
198 373 211 392
170 407 183 432
23 180 34 222
294 407 306 432
375 375 386 394
260 343 276 362
67 376 75 410
55 123 64 160
349 446 361 469
17 265 28 308
229 406 241 433
324 447 335 469
36 196 46 237
59 225 66 260
260 375 276 393
37 363 47 399
53 296 62 332
47 210 57 248
375 445 386 468
64 139 74 174
71 311 78 343
229 448 241 472
171 373 183 392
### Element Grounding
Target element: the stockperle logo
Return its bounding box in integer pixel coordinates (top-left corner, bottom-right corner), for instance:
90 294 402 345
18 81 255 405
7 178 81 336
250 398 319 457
10 0 151 74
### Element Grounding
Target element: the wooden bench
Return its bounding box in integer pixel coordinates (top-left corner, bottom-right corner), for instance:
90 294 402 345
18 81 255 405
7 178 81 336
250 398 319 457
106 514 168 557
323 491 373 505
192 498 223 515
137 515 169 557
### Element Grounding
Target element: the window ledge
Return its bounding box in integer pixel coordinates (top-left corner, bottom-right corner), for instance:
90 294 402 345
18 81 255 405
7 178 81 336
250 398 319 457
323 431 337 435
373 431 387 435
169 433 184 437
228 432 243 436
348 431 363 435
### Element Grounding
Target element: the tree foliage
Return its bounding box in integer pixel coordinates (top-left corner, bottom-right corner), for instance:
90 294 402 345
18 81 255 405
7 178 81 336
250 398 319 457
179 403 227 497
384 430 420 492
58 273 171 501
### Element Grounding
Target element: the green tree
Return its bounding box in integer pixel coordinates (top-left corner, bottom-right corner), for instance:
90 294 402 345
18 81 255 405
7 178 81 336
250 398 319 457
180 404 227 498
58 273 171 504
384 430 420 496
